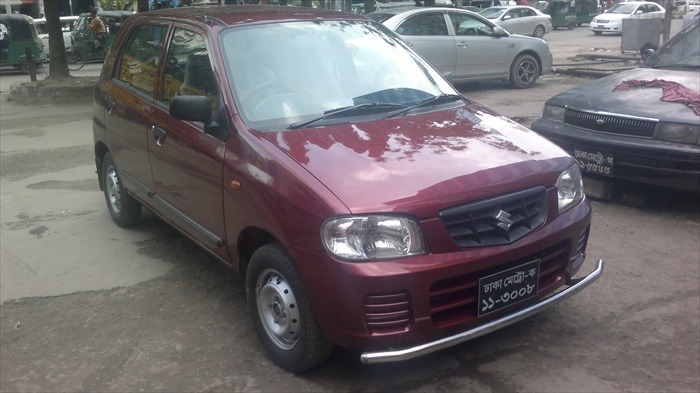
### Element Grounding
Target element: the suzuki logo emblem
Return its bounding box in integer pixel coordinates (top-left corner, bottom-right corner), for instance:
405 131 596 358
494 210 514 231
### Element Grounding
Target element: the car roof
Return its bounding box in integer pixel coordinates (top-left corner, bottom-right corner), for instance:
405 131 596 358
131 5 367 26
369 5 476 17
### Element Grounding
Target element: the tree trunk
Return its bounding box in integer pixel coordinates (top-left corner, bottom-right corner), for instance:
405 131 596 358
44 0 71 78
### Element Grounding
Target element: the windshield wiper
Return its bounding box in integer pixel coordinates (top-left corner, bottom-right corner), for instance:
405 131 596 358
649 63 700 69
385 94 463 118
288 103 404 130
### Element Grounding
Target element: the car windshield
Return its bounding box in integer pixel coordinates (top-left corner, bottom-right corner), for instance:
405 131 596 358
480 7 507 18
643 18 700 69
606 3 638 14
220 20 456 131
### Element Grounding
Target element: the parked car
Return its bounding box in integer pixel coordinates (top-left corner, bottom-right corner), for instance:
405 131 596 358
589 1 665 35
480 5 552 37
94 5 602 372
34 16 79 59
366 7 553 88
531 17 699 192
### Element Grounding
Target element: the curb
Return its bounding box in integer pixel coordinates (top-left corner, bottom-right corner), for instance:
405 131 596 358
7 76 97 105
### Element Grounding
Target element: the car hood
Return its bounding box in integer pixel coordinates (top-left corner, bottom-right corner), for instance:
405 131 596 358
595 13 631 20
544 67 700 123
265 103 572 217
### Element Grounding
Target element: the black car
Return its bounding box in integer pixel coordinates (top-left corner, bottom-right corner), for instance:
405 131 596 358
531 17 700 192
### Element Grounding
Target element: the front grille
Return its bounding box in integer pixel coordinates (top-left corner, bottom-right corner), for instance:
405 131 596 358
564 108 657 138
365 292 411 330
428 241 570 328
439 187 546 248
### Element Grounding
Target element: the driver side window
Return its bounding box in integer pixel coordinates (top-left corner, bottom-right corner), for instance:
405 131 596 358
449 13 493 36
162 28 219 119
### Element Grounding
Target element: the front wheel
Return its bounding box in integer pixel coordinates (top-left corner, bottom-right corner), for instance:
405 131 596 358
66 46 87 71
567 22 576 30
509 54 539 89
101 152 142 227
246 243 333 372
593 31 603 36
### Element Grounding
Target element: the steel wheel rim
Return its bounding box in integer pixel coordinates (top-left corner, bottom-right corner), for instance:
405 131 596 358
256 268 300 350
517 60 537 85
106 166 122 213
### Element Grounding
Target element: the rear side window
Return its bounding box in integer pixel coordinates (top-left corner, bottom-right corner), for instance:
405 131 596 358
117 24 167 96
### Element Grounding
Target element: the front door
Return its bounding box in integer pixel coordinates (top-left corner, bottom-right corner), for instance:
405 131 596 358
148 25 228 259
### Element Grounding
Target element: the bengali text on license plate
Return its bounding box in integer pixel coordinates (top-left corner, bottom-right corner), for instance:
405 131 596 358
573 148 614 177
478 259 540 317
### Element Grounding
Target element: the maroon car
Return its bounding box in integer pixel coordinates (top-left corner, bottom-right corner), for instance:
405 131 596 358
92 5 603 372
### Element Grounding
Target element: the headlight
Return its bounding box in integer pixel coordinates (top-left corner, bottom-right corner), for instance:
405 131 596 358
542 104 565 122
322 216 425 261
557 165 584 213
656 122 700 144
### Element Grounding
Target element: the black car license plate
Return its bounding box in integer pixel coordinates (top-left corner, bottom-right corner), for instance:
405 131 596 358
478 259 540 317
573 148 614 177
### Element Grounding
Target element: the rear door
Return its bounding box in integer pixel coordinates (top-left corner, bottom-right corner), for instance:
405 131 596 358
393 11 457 77
147 24 228 258
102 22 169 200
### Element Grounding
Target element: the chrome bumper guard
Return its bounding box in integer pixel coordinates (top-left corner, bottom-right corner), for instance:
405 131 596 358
360 259 604 364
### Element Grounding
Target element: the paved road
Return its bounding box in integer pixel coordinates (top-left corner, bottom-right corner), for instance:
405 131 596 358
0 18 697 393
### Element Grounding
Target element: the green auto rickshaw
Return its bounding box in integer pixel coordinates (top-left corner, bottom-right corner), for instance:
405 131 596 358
534 0 578 29
0 13 46 73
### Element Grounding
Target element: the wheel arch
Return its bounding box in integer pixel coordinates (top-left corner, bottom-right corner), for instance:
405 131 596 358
94 141 109 191
237 227 279 280
512 50 543 76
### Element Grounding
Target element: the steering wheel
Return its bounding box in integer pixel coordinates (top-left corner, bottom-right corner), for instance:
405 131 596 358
240 81 295 115
463 28 477 36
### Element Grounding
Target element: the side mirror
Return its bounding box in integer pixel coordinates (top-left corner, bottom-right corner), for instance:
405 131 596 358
492 26 508 36
502 15 512 20
170 95 212 125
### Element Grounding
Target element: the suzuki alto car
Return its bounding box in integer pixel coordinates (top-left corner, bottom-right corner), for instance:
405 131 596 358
93 5 603 372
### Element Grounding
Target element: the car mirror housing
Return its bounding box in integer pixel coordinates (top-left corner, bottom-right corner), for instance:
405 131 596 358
492 26 508 36
170 95 212 125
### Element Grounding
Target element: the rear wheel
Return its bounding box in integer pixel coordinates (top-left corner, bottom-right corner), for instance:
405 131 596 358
101 152 141 227
533 25 545 39
246 243 333 372
509 54 539 89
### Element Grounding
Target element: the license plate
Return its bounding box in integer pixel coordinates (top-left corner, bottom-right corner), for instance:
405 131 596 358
573 148 614 177
478 259 540 317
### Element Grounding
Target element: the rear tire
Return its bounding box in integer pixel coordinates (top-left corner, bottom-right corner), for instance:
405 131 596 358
246 243 333 372
509 54 539 89
533 25 545 39
101 152 141 227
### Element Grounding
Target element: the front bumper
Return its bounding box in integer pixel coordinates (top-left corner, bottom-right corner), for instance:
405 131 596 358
361 259 603 364
531 118 700 192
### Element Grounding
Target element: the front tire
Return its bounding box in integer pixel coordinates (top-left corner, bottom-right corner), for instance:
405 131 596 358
509 54 539 89
101 152 141 227
246 243 333 372
593 31 603 36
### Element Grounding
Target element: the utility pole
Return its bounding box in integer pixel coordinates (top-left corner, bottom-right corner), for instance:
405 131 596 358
662 0 673 43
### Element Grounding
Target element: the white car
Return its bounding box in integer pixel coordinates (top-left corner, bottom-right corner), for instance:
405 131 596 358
480 5 553 38
34 16 79 58
590 1 665 35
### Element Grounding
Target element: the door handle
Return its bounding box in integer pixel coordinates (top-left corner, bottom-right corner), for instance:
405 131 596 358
107 97 116 115
150 125 167 146
457 42 468 48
